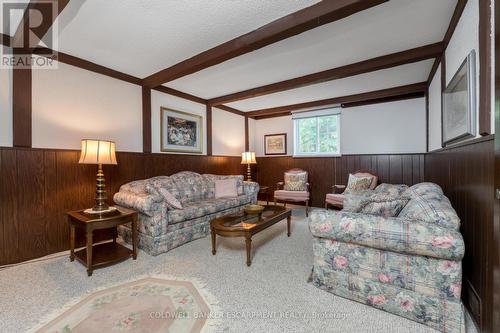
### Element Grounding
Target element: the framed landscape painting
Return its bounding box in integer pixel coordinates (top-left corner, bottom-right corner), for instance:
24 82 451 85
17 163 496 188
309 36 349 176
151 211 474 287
442 50 477 146
161 107 203 154
264 133 287 155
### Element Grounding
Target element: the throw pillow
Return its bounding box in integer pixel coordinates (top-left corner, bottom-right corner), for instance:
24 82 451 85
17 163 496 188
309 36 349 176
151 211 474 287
284 172 307 191
215 179 238 198
343 191 410 218
156 187 183 210
344 174 373 194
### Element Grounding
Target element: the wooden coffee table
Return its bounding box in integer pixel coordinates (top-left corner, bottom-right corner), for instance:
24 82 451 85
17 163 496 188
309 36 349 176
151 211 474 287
210 205 292 266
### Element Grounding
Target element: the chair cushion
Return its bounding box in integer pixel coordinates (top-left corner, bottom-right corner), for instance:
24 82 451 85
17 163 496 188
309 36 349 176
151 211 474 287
344 174 374 194
284 171 308 191
274 190 309 201
325 193 345 206
354 172 378 190
215 179 238 198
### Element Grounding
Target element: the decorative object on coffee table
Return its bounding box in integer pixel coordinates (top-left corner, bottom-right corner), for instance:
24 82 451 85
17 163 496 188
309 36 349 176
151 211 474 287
67 206 138 276
241 151 256 181
210 205 291 266
243 204 264 215
264 133 287 155
79 139 118 214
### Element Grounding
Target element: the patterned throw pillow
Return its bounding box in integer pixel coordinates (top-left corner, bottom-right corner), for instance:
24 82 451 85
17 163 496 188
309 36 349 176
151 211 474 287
156 187 183 210
344 174 373 194
284 172 307 191
343 191 410 218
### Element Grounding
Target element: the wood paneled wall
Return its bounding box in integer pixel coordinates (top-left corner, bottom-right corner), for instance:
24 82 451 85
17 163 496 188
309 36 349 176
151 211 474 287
425 136 494 330
0 147 243 265
255 154 425 207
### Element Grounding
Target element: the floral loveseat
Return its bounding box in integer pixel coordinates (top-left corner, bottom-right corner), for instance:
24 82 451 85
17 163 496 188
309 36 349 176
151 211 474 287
114 171 259 255
308 183 465 333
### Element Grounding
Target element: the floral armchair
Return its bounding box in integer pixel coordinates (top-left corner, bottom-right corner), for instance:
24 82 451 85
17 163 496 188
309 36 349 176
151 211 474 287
325 171 378 209
309 183 465 332
274 168 310 216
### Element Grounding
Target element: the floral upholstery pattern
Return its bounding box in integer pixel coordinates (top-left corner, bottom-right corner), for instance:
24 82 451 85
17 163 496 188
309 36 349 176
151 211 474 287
344 174 374 194
284 171 307 191
309 182 465 332
343 185 411 218
114 172 259 255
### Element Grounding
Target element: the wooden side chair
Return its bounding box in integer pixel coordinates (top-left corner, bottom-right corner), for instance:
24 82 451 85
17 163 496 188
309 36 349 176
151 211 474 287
325 171 378 209
274 168 310 217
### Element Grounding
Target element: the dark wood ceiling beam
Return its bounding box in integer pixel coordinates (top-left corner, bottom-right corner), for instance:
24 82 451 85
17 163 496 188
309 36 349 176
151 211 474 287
32 48 242 115
214 105 245 116
12 0 69 53
142 0 388 87
247 82 427 118
209 42 444 106
427 0 467 83
152 85 206 104
1 33 11 47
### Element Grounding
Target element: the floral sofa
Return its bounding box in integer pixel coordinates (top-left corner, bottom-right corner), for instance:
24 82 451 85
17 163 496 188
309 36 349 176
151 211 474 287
308 183 465 333
113 171 259 255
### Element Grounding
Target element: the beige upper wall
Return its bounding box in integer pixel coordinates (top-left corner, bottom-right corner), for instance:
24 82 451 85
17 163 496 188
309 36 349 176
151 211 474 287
252 98 427 157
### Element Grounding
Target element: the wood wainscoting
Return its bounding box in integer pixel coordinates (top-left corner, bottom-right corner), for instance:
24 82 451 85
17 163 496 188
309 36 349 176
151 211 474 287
0 147 243 265
255 154 425 208
425 135 494 330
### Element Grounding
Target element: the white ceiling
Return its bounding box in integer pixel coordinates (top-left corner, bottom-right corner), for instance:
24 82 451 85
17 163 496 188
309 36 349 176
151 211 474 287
168 0 456 100
5 0 458 112
52 0 319 78
227 59 434 111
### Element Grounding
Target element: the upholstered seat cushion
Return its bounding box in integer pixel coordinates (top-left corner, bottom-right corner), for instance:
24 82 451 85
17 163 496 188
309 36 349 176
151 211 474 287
274 190 309 201
325 193 345 206
167 195 251 224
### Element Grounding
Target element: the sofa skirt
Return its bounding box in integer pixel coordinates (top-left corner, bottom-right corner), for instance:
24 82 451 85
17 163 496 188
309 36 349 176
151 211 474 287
118 204 247 256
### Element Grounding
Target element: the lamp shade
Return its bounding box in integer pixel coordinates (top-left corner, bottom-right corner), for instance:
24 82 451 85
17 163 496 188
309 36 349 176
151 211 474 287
79 139 117 165
241 152 256 164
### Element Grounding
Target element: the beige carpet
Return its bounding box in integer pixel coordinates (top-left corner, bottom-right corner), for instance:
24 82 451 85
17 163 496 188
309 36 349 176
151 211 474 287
0 205 478 333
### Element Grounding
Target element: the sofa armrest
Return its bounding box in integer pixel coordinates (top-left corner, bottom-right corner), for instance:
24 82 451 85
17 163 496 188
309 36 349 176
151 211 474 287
243 181 260 196
113 191 164 217
309 210 465 260
332 185 346 194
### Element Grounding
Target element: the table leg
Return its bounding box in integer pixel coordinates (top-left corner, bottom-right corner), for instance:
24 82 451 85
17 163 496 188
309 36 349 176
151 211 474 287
287 215 291 237
86 229 93 276
211 228 216 255
69 222 75 262
245 236 252 267
132 218 138 260
113 226 117 244
266 192 269 206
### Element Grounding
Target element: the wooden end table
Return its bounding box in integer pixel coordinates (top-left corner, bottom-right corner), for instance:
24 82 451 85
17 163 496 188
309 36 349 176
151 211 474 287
67 206 138 276
210 205 292 266
258 186 271 205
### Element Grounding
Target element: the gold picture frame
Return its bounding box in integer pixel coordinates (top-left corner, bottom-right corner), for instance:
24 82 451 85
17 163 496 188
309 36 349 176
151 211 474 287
160 107 203 154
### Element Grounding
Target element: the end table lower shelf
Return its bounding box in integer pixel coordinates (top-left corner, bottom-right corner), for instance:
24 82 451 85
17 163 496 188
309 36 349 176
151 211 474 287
73 242 134 271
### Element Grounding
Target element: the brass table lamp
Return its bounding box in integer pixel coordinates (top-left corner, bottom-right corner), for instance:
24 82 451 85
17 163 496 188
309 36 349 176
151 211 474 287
79 139 117 214
241 152 256 181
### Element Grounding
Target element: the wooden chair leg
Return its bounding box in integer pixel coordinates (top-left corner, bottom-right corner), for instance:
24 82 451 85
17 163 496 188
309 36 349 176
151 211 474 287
325 202 328 209
306 200 309 217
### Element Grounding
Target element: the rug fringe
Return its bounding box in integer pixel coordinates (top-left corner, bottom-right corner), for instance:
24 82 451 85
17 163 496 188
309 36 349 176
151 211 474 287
28 273 224 333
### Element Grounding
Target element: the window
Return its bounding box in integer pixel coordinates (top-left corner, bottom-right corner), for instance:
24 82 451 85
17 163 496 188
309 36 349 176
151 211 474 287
293 110 340 156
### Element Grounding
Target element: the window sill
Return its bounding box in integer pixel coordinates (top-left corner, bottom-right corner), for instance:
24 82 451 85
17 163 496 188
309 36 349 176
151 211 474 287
293 154 342 158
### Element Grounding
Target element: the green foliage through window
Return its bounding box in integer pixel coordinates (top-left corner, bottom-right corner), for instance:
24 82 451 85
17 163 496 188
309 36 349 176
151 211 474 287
295 114 339 155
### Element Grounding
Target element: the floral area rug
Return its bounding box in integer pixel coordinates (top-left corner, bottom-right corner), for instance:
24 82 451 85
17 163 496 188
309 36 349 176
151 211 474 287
33 276 218 333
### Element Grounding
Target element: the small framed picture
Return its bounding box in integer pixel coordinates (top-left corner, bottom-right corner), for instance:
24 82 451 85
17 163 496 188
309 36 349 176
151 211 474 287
264 133 287 155
161 107 203 154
